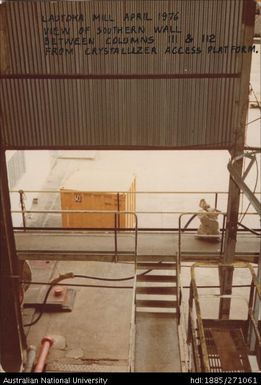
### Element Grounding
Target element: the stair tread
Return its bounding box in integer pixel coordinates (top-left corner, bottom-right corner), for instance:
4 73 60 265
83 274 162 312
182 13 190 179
136 307 178 318
136 312 177 319
137 274 176 282
136 299 177 308
136 263 176 270
136 287 177 295
137 255 176 262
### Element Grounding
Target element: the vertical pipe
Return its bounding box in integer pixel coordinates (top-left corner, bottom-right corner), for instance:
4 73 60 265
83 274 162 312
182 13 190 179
24 345 36 372
34 336 54 373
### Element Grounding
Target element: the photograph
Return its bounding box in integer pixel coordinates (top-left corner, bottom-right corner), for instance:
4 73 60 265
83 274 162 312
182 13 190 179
0 0 260 381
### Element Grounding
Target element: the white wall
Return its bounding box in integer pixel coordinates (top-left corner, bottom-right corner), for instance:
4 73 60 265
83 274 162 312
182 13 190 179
7 150 56 227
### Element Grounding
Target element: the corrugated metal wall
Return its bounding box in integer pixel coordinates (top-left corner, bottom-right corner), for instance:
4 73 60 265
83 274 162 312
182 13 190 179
0 77 238 147
0 0 255 149
3 0 243 75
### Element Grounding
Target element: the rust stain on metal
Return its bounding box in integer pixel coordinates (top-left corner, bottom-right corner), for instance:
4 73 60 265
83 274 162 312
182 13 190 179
0 4 10 73
242 0 256 26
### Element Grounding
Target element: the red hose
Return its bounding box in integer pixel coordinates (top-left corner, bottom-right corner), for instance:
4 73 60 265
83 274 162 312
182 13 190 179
34 336 54 372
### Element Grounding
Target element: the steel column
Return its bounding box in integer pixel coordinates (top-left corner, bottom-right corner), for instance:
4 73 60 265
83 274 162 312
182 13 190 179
0 148 26 371
219 0 256 319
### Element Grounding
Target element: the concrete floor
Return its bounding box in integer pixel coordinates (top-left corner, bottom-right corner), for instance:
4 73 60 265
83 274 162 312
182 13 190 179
24 258 185 373
24 261 134 372
135 313 181 372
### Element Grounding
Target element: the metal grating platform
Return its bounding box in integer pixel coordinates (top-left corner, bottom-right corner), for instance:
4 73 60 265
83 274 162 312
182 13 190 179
205 328 252 372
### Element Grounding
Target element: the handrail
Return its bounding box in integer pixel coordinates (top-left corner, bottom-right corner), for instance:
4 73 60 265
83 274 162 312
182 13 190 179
15 210 138 263
178 213 260 262
128 275 137 372
188 307 202 371
191 262 261 298
9 189 261 194
190 275 210 372
189 262 261 372
11 187 260 233
11 210 258 215
11 209 259 215
183 214 260 236
176 251 180 322
178 213 225 262
177 275 190 371
12 209 258 247
248 310 261 347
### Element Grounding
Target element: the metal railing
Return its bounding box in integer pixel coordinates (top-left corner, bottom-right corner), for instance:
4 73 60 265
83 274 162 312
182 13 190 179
178 212 260 262
128 274 137 372
10 189 261 231
188 262 261 372
14 210 139 262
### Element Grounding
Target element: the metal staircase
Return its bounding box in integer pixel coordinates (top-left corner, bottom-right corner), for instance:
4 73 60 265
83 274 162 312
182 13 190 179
135 259 179 317
129 255 181 372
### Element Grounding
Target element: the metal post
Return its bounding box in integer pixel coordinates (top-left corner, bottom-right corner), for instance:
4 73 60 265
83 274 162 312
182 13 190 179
0 148 26 371
114 212 118 263
134 214 138 272
219 1 255 319
116 192 120 228
214 193 218 210
190 267 210 372
249 224 261 351
176 251 180 324
18 189 26 230
178 214 182 260
219 214 226 257
187 282 194 344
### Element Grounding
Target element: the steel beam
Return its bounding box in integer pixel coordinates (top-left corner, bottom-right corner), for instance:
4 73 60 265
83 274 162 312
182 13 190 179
219 0 256 319
0 148 26 371
228 155 261 216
